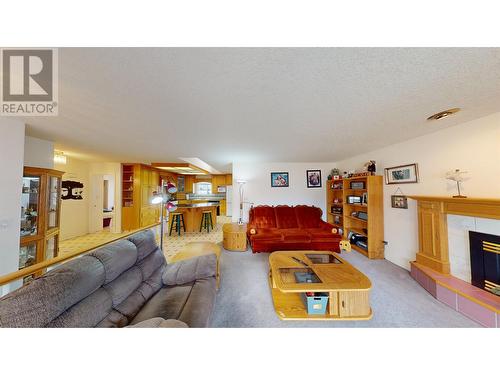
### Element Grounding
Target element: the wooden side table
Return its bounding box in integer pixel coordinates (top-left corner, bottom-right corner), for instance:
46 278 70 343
223 223 248 251
170 241 221 288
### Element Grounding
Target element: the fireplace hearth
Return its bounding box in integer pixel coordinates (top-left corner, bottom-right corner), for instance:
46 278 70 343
469 231 500 296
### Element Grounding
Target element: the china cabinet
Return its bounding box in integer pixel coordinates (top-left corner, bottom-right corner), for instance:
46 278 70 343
20 167 64 281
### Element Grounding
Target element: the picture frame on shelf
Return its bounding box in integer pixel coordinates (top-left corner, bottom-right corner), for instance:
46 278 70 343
271 172 289 187
391 195 408 209
385 163 419 184
306 169 322 188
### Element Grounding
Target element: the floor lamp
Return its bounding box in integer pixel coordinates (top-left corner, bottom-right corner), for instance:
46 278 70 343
152 182 178 250
237 179 246 225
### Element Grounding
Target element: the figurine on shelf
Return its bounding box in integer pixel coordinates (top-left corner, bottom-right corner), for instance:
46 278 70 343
364 160 376 175
330 168 340 180
445 169 468 198
342 171 349 179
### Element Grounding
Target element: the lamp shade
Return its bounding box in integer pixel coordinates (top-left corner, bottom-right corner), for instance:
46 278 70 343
166 201 177 212
166 182 177 194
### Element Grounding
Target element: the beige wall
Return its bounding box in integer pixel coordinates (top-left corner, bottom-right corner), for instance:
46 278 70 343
23 136 54 169
336 112 500 270
55 156 90 240
0 119 25 294
232 162 337 222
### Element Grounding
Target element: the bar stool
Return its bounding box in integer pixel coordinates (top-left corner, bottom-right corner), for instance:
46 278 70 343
200 211 214 233
169 212 186 236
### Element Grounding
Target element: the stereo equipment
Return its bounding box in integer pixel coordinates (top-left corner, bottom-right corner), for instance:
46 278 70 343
357 211 368 221
350 181 365 190
347 195 362 204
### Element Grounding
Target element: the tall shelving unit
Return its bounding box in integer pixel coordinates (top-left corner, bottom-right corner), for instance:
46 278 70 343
342 175 384 259
326 175 384 259
326 179 344 235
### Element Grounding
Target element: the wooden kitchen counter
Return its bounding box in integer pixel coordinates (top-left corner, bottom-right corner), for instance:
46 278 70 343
174 203 218 232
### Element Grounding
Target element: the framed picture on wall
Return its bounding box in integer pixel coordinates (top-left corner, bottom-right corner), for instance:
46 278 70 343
271 172 289 187
306 169 322 188
385 163 419 184
391 195 408 209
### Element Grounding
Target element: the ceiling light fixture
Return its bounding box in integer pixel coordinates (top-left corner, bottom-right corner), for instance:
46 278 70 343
427 108 460 121
54 151 67 164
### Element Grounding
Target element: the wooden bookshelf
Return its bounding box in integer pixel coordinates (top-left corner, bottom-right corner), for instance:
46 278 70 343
342 175 384 259
326 179 345 235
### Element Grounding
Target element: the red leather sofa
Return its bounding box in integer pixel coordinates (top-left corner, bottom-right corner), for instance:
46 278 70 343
247 205 341 253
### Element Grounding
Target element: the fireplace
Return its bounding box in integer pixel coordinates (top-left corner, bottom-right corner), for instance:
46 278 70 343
469 231 500 296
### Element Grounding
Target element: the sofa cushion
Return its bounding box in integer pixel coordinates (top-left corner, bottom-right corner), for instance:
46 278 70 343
127 229 158 261
130 283 194 324
127 317 188 328
281 229 311 242
178 278 217 328
251 228 283 241
162 254 217 286
0 255 105 328
46 288 112 328
137 248 166 281
250 205 277 229
275 205 299 229
103 266 143 307
89 240 138 284
306 228 336 239
295 205 323 228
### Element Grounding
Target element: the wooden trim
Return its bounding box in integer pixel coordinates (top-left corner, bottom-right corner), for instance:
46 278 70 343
0 223 160 287
151 162 209 175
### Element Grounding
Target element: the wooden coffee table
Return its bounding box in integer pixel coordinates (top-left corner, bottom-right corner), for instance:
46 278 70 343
269 251 372 320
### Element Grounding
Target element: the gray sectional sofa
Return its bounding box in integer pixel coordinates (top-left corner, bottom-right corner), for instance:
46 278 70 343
0 229 217 328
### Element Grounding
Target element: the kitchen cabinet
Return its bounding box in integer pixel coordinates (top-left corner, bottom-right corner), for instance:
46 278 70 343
184 175 194 193
122 163 161 231
212 175 225 188
220 199 227 215
225 174 233 185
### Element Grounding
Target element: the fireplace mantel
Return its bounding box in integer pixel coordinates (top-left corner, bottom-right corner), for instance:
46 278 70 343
408 196 500 326
408 196 500 274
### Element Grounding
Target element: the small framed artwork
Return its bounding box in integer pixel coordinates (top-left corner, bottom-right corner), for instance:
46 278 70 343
306 169 322 188
271 172 289 187
385 163 419 184
391 195 408 209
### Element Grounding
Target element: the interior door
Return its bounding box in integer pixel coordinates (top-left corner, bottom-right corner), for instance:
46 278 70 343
89 174 104 233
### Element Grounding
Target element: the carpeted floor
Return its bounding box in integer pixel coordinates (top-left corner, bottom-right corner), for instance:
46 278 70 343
60 217 480 327
210 247 481 328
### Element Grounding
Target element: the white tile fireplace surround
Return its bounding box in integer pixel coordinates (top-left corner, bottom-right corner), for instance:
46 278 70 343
448 215 500 283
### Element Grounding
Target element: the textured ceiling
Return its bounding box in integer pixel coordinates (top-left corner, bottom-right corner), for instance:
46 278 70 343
24 48 500 172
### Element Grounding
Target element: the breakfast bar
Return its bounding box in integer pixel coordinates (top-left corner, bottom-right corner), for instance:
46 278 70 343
174 202 219 232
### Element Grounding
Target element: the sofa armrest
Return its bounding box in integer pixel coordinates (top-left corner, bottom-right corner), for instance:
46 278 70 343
126 317 188 328
162 254 217 286
318 221 338 233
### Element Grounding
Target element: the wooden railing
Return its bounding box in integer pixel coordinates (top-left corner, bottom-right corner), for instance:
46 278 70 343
0 223 160 287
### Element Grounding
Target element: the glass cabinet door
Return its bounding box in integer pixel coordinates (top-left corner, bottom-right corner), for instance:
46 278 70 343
47 175 60 230
19 242 37 269
20 175 40 237
45 235 58 260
